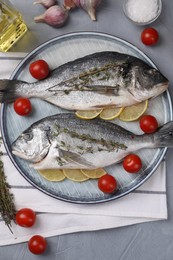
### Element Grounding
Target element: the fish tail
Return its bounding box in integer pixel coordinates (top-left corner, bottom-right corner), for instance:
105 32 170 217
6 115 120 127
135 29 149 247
0 79 29 103
154 121 173 147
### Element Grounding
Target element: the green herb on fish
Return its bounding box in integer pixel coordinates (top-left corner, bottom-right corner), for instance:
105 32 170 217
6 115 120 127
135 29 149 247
64 89 71 95
56 157 66 166
54 123 127 152
62 63 119 91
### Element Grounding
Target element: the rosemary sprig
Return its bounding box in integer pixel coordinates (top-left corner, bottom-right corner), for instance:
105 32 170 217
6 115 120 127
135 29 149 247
47 63 126 94
0 145 16 233
54 124 127 152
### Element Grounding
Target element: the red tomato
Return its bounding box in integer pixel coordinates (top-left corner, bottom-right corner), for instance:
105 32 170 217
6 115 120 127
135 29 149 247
28 235 47 255
98 174 117 193
140 115 158 133
123 154 142 173
29 59 50 80
15 208 36 228
13 97 32 116
141 28 159 46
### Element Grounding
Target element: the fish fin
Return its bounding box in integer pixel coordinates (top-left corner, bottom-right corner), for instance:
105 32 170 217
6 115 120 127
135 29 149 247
0 79 28 102
153 121 173 147
46 84 118 95
81 85 119 95
60 149 94 168
32 143 94 170
84 85 119 93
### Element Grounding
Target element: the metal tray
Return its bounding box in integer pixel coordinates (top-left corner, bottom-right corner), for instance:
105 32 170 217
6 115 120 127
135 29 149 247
1 32 172 203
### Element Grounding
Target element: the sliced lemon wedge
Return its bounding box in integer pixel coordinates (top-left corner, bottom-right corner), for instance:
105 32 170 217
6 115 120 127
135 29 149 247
75 109 103 120
99 107 124 120
63 169 89 182
119 100 148 122
38 169 66 182
81 168 107 179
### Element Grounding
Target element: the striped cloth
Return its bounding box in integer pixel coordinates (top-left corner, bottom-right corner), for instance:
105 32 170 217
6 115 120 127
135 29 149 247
0 53 167 246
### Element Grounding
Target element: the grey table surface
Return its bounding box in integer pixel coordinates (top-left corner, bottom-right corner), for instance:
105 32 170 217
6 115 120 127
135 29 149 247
1 0 173 259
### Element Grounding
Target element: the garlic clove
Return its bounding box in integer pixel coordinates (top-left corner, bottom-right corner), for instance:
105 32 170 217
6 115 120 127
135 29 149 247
87 5 96 21
34 5 69 27
73 0 102 21
33 0 57 9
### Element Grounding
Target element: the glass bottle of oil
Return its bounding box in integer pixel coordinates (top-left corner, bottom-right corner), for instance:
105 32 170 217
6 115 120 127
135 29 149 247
0 0 27 52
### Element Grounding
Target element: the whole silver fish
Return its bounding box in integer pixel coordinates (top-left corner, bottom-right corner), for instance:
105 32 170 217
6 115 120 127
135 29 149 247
12 113 173 170
0 51 169 110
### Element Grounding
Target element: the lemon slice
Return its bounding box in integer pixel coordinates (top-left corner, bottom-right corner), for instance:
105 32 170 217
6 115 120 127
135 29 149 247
99 107 124 120
63 169 89 182
38 169 66 182
119 100 148 122
81 168 107 179
75 109 103 120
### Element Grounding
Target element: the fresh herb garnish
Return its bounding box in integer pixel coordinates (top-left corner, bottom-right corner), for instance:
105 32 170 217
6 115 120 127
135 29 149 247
54 124 127 153
47 63 126 95
0 144 16 233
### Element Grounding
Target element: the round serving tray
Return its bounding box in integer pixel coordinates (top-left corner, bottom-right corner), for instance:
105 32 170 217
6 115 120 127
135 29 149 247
1 32 172 203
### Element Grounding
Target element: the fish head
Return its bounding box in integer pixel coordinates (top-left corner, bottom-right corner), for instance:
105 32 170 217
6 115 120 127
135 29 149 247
12 125 50 163
131 65 169 101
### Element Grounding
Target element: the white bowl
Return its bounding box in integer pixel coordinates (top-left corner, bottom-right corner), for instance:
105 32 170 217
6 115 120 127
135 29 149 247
123 0 162 26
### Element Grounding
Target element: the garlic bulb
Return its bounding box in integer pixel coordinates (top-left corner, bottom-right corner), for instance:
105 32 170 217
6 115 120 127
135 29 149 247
34 5 69 27
34 0 57 8
73 0 102 21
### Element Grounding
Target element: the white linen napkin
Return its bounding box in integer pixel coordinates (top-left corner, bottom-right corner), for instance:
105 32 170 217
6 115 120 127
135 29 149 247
0 53 167 246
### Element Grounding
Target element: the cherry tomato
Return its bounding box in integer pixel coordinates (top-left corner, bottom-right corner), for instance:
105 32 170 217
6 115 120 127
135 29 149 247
141 28 159 46
29 59 50 80
123 154 142 173
28 235 47 255
140 115 158 133
15 208 36 228
13 97 32 116
98 174 117 193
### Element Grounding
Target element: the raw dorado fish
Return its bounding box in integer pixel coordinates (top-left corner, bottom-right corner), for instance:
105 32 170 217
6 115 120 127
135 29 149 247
0 51 169 110
12 113 173 170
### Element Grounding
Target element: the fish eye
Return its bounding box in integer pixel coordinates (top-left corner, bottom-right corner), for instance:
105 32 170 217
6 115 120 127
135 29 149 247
23 133 33 141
